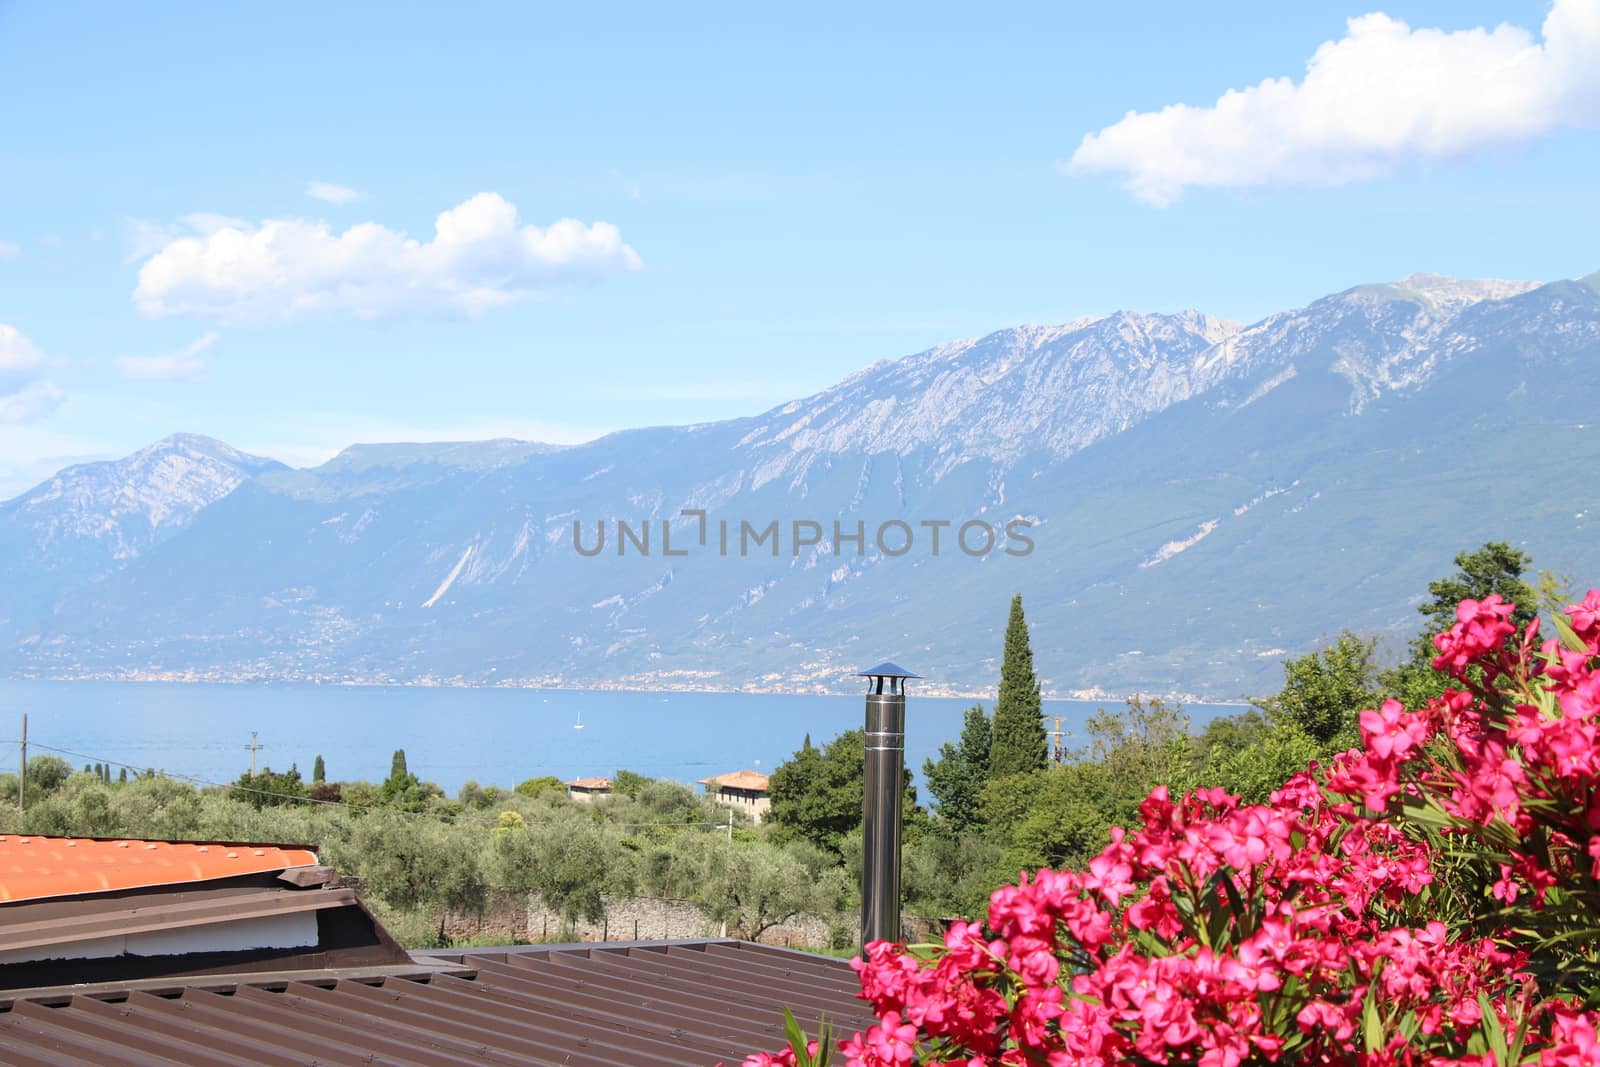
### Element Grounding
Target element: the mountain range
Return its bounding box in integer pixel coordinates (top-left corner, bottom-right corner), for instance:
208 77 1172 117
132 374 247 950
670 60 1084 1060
4 269 1599 699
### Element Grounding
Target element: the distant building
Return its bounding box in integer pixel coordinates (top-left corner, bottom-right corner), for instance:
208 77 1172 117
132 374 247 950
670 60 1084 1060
566 776 612 803
698 769 771 823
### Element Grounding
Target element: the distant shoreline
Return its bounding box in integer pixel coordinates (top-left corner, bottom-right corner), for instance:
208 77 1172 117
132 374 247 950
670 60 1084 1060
0 672 1256 707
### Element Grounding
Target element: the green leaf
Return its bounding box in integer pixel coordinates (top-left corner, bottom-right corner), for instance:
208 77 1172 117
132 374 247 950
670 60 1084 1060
1362 992 1384 1053
782 1007 804 1046
1477 992 1509 1064
1552 610 1589 654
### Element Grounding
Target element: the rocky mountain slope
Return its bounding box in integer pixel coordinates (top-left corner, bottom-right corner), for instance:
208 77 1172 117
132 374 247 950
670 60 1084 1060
3 271 1597 697
0 434 284 603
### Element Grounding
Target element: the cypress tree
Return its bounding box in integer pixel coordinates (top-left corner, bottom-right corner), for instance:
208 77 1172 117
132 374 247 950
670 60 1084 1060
313 754 326 783
989 594 1047 780
389 749 408 781
118 767 128 783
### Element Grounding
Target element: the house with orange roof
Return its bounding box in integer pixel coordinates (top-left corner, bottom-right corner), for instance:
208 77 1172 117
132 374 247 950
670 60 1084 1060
0 833 409 990
564 775 612 803
697 769 772 823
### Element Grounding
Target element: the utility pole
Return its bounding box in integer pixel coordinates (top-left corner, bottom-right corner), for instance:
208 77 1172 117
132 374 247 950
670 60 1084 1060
1050 716 1066 764
244 731 264 776
18 712 26 811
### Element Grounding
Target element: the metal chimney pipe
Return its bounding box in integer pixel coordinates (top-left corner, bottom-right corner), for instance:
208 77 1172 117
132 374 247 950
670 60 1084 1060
856 662 918 948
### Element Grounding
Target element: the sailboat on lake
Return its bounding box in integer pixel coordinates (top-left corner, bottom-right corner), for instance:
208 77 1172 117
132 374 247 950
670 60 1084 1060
573 709 585 730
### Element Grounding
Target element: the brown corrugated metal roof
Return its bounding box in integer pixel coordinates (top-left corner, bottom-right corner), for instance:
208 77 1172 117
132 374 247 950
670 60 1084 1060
0 939 871 1066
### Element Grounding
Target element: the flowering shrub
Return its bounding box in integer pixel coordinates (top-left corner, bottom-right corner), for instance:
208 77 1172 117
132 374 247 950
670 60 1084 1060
741 591 1600 1066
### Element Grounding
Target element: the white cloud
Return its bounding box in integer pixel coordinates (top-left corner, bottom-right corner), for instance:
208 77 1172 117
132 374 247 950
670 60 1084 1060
0 382 66 424
116 331 219 382
0 240 20 259
306 180 362 204
1068 0 1600 205
0 324 43 375
125 219 184 264
0 324 64 424
131 192 645 324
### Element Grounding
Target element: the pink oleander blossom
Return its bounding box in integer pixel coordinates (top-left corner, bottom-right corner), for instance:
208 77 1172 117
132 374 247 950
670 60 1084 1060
745 591 1600 1066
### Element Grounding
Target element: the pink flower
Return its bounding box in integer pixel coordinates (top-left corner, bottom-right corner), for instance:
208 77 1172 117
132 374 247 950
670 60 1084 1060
740 592 1600 1067
1432 595 1518 677
1360 699 1431 761
1567 590 1600 645
840 1012 918 1066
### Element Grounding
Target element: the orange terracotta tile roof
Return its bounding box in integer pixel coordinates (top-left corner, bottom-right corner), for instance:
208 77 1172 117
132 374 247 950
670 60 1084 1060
566 777 611 790
698 769 770 791
0 835 319 904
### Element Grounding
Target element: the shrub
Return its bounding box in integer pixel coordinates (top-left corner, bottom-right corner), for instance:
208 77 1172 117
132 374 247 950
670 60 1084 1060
744 589 1600 1065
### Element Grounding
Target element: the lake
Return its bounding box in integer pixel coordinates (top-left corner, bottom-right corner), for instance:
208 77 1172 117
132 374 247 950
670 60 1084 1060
0 681 1248 795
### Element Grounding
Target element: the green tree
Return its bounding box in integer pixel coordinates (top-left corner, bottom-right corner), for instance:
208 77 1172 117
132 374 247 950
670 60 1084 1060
1081 696 1194 829
1535 568 1577 621
990 595 1046 780
1206 726 1323 804
980 764 1115 880
348 811 487 942
923 705 992 831
22 755 71 801
458 780 500 809
381 748 427 811
493 818 635 931
1254 631 1379 748
1383 542 1537 705
1412 541 1537 657
1187 709 1272 777
514 776 565 800
768 729 916 854
612 769 650 799
697 840 819 940
232 764 308 810
904 829 1005 921
312 754 326 783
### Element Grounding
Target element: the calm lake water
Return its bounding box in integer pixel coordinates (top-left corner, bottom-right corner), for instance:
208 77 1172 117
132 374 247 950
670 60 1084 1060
0 681 1247 794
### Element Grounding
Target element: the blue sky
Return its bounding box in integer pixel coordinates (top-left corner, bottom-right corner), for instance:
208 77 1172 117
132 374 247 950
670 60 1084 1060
1 0 1596 497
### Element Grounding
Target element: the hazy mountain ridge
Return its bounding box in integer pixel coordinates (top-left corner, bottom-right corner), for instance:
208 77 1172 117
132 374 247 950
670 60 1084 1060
0 433 284 575
4 271 1598 697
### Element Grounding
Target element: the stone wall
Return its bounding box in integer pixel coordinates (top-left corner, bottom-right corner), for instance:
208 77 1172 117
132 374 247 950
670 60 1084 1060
523 894 719 943
393 884 939 949
520 893 874 949
438 888 526 943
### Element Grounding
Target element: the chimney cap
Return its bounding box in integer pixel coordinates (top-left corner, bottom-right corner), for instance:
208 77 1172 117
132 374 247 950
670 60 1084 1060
855 661 921 680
